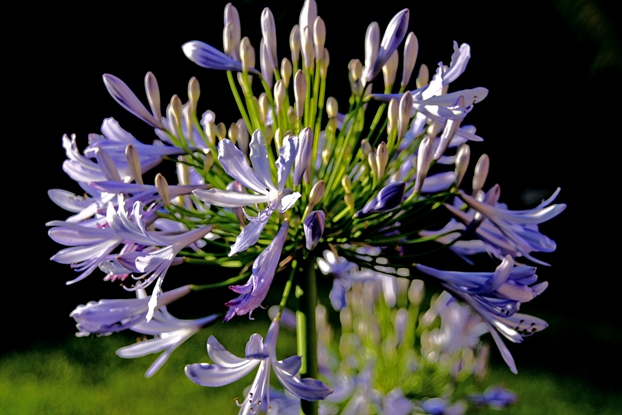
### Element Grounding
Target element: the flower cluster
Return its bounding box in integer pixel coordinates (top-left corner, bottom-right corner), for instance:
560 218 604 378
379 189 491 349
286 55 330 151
48 1 564 413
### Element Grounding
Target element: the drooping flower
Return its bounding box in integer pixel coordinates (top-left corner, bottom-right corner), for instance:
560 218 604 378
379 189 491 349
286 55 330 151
224 222 290 321
116 289 218 378
70 285 192 337
185 320 333 414
193 130 300 256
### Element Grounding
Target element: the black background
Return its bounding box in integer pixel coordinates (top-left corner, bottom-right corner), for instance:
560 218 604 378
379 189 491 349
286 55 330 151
7 0 621 392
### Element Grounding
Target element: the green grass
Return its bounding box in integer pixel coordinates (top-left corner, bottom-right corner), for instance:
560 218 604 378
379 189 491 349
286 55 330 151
1 323 619 415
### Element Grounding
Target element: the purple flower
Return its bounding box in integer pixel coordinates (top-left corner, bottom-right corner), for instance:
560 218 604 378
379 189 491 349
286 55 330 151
193 131 300 256
303 210 325 250
182 40 260 74
468 385 517 409
70 285 191 337
355 181 405 218
185 320 333 413
224 222 289 321
116 292 218 378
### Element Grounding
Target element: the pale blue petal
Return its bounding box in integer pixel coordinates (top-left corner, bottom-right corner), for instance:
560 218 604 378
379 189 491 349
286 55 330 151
194 188 269 208
182 41 259 74
229 214 270 256
276 136 297 191
102 74 164 129
185 361 259 387
249 130 276 191
207 336 250 367
219 139 268 194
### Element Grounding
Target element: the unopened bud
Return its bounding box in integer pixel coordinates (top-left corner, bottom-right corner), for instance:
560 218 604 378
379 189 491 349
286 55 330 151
290 25 301 66
416 64 429 89
240 37 255 73
364 22 380 80
308 180 325 210
261 8 278 69
264 125 274 146
301 25 315 69
260 40 275 89
281 58 293 88
382 50 399 88
398 92 413 138
294 70 306 119
169 95 183 131
408 279 424 306
349 59 363 81
258 93 269 124
237 119 249 156
454 143 470 187
216 122 227 140
414 135 434 194
304 210 325 250
144 72 162 122
224 3 241 59
472 154 489 195
313 17 326 61
205 121 217 146
274 79 286 113
125 144 143 184
326 97 338 118
188 77 200 114
155 173 170 206
401 32 418 88
228 122 239 144
387 98 399 136
376 142 388 178
367 151 378 178
360 139 372 156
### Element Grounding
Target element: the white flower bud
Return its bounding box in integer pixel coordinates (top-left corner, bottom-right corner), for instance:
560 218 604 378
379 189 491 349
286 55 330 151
125 144 143 185
280 58 292 88
401 32 418 88
289 25 301 66
472 154 490 195
155 173 170 206
326 97 338 119
398 92 413 139
188 77 200 114
313 16 326 61
144 72 162 123
387 98 399 136
294 69 306 119
382 50 399 88
416 63 429 89
376 142 388 179
454 143 470 188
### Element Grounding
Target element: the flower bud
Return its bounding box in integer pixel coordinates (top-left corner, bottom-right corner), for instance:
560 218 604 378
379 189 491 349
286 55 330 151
203 150 214 172
289 25 301 66
155 173 170 206
387 98 399 136
228 122 239 144
260 39 274 89
216 122 227 140
176 156 190 185
281 58 292 88
472 154 489 195
401 32 418 88
301 25 315 69
326 97 338 118
308 179 325 211
355 181 405 218
367 151 378 178
125 144 143 184
261 8 278 69
168 95 183 132
344 193 355 211
294 127 313 186
454 143 470 187
144 72 162 123
188 77 200 115
294 69 306 119
205 121 217 146
224 3 241 59
416 64 429 89
398 92 413 139
239 37 255 73
364 22 380 82
376 142 388 179
274 79 286 113
304 210 325 250
382 50 398 89
313 16 326 61
236 119 249 156
414 135 434 194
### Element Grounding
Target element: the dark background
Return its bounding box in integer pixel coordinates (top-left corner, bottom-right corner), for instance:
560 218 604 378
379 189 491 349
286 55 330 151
7 0 620 392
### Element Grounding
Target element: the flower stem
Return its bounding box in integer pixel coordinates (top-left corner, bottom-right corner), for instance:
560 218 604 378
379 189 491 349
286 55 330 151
296 255 319 415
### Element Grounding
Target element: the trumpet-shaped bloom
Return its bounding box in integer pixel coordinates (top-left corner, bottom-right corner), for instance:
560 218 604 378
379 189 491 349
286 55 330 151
116 290 218 378
194 130 300 255
185 320 332 414
224 222 289 321
70 285 191 337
